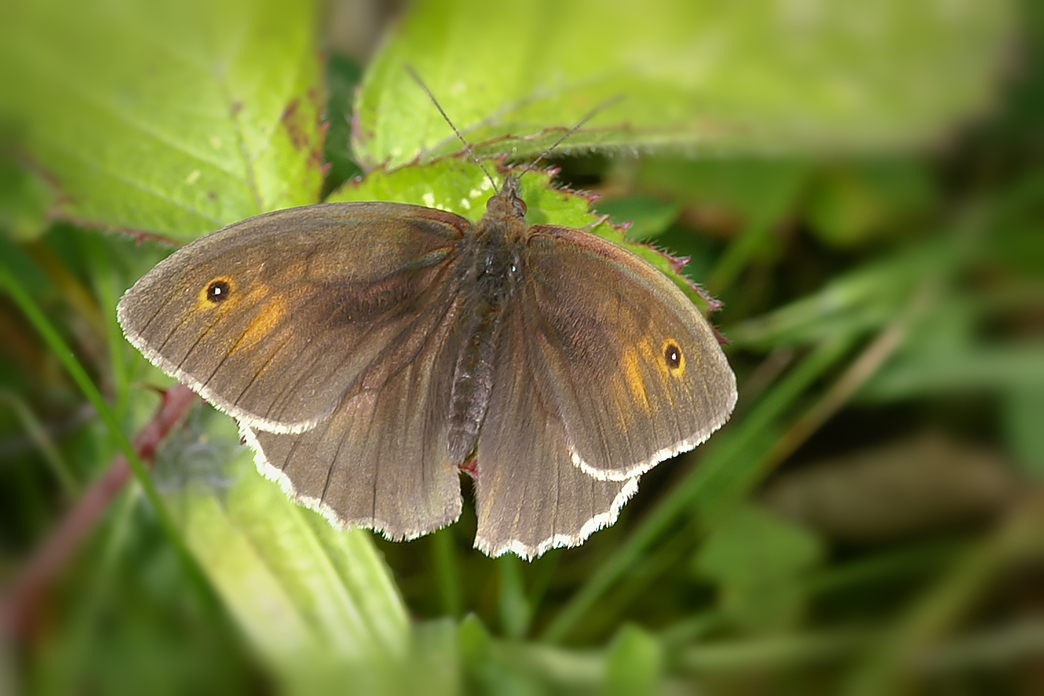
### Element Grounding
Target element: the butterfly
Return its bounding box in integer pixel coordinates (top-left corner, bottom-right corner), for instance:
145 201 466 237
119 116 736 560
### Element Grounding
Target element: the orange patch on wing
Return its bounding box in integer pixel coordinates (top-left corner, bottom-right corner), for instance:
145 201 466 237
623 343 651 412
233 289 288 354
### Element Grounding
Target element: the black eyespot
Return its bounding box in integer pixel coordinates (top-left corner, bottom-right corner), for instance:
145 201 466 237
206 279 231 303
664 342 682 369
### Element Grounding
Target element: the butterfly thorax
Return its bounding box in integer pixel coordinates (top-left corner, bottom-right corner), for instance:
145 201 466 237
445 185 529 464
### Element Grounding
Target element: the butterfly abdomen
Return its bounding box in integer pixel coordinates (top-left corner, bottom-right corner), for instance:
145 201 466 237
445 228 521 465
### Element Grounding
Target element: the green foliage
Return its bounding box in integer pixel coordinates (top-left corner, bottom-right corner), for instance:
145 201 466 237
805 159 937 248
1004 388 1044 479
1 0 1039 694
592 196 682 242
605 625 664 695
356 0 1013 168
166 408 410 673
0 159 53 241
694 504 824 633
0 0 325 240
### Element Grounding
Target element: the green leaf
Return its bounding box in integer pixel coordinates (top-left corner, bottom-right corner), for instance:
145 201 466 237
328 158 500 221
1003 388 1044 480
458 614 495 672
695 504 824 584
694 504 824 633
459 616 525 694
156 405 411 687
0 156 54 241
355 0 1014 169
806 159 937 248
410 619 463 696
863 343 1044 400
605 625 664 696
725 239 964 349
0 0 325 241
459 614 606 691
592 196 682 242
497 555 532 640
631 157 808 228
330 158 720 313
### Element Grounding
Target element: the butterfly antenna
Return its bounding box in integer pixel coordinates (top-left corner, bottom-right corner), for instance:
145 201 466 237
406 66 499 193
518 95 625 182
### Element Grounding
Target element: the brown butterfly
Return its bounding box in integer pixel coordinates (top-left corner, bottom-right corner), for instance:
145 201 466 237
118 91 736 558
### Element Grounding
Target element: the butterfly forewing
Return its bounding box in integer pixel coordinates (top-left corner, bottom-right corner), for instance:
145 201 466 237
520 224 738 481
118 203 470 433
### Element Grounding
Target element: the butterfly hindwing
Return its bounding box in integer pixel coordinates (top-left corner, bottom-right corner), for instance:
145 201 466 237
474 299 637 558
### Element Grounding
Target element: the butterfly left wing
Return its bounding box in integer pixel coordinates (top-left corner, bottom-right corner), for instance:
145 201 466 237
117 203 470 433
520 225 737 481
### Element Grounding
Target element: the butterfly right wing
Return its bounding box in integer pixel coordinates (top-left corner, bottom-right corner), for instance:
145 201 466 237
118 203 471 433
516 225 736 481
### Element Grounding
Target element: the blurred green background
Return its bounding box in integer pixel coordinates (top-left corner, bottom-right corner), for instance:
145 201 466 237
1 0 1041 693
